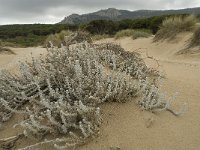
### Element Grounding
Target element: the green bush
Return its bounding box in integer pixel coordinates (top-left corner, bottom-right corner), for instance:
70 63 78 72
0 24 78 47
115 29 151 39
132 30 151 39
115 29 135 39
0 24 78 39
0 34 47 47
0 41 18 47
154 15 197 41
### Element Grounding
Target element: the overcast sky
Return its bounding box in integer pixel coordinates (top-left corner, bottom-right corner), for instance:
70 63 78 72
0 0 200 25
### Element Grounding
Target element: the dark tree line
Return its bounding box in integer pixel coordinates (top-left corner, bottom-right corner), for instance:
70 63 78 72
0 14 198 47
0 24 78 47
0 24 78 39
81 15 167 35
82 14 198 35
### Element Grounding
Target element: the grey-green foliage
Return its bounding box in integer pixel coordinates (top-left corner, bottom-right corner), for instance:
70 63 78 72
0 34 172 149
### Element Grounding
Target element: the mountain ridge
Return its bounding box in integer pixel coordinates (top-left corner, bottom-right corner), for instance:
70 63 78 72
59 7 200 24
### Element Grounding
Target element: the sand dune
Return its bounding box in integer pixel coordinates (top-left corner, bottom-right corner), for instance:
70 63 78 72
0 47 46 71
82 33 200 150
0 33 200 150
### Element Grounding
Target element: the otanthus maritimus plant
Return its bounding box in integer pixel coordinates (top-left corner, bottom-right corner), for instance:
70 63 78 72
0 33 180 149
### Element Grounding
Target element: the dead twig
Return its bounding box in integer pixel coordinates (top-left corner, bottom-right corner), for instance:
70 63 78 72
0 133 24 150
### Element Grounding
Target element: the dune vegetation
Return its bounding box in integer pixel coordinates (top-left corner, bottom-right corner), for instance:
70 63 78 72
114 29 135 39
0 47 15 55
154 15 197 41
0 14 187 47
114 29 152 39
0 24 78 47
44 30 73 47
0 32 183 149
132 30 152 39
1 6 200 149
189 26 200 47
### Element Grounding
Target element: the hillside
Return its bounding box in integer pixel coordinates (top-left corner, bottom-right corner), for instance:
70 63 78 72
59 7 200 24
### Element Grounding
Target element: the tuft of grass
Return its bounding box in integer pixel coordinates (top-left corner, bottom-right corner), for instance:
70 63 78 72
114 29 135 39
45 30 72 47
189 26 200 47
154 15 197 41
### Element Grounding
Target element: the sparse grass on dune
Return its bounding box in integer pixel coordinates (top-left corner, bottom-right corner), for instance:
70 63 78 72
154 15 197 41
0 40 19 48
189 26 200 47
45 30 73 47
177 26 200 55
0 47 15 55
115 29 151 39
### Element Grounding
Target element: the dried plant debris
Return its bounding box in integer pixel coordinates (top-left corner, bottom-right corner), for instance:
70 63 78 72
46 31 92 48
0 33 183 149
63 31 92 46
0 134 24 150
0 47 15 55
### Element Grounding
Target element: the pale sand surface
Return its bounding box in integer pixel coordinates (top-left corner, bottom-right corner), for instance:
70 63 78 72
0 47 46 71
0 33 200 150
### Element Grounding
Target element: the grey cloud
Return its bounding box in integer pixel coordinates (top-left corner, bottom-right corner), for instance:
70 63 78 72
0 0 200 24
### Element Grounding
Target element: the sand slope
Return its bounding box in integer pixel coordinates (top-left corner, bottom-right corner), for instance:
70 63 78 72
0 47 46 71
81 34 200 150
0 34 200 150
